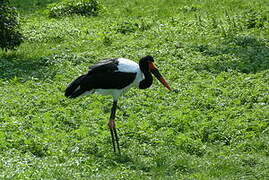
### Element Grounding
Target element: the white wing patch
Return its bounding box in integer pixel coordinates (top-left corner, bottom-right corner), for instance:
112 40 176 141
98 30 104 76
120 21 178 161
117 58 140 73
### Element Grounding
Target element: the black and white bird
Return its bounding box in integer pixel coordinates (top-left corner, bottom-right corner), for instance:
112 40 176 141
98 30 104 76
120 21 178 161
65 56 171 154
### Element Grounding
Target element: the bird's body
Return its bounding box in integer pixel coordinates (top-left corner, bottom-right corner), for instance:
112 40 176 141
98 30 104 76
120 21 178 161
65 56 171 154
65 58 144 101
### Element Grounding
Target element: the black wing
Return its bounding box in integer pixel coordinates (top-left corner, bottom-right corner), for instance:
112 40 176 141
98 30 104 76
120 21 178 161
85 58 137 89
89 58 119 74
65 58 137 98
81 71 137 90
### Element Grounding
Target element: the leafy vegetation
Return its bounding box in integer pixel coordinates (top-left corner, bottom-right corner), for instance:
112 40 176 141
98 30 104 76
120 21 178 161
49 0 102 18
0 0 23 51
0 0 269 179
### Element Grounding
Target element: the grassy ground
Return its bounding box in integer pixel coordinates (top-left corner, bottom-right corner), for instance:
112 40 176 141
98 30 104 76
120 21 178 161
1 0 269 179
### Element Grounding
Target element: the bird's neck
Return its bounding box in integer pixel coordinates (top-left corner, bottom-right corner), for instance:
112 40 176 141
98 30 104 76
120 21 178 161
139 71 153 89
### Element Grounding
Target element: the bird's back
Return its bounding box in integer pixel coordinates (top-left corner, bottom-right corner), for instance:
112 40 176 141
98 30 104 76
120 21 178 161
89 58 119 73
116 58 140 73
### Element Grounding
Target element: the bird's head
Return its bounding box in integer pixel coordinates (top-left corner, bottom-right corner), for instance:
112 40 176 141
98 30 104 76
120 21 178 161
140 56 171 91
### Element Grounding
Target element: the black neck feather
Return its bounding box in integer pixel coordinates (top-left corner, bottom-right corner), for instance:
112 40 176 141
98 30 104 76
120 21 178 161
139 70 153 89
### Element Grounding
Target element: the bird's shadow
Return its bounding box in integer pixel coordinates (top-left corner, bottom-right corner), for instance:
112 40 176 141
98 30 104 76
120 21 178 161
0 52 57 81
192 35 269 74
11 0 60 14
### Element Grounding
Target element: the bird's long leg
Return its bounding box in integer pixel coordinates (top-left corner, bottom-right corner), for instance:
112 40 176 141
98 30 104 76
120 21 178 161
108 101 120 154
113 126 120 154
109 128 116 152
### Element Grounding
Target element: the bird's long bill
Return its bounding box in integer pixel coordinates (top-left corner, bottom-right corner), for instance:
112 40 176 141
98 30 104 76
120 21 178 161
149 62 172 91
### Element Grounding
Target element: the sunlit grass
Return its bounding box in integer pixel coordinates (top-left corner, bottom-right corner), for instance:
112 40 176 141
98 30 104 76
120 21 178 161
1 0 269 179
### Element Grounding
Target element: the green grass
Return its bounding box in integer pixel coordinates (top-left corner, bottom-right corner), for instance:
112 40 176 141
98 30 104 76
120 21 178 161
1 0 269 179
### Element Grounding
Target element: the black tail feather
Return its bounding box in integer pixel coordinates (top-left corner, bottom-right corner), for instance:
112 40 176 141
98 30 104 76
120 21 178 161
65 75 86 98
68 88 86 98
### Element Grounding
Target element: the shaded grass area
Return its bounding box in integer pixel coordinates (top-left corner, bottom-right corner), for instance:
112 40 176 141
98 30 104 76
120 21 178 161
1 0 269 179
191 35 269 73
10 0 61 14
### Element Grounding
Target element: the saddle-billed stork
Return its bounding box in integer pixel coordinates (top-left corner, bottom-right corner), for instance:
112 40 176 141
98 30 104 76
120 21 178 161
65 56 171 154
